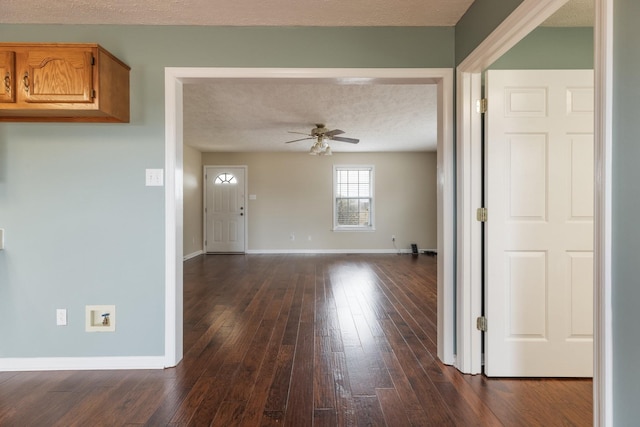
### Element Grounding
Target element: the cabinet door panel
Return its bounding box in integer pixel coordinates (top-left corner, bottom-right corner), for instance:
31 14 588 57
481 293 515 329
23 49 94 103
0 51 15 103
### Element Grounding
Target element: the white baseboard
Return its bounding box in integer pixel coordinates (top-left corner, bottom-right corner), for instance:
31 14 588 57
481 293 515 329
245 248 438 254
183 250 203 261
245 248 396 254
0 356 167 372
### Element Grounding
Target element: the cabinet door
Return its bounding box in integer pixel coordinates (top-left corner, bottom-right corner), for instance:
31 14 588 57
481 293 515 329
0 51 15 103
22 48 94 103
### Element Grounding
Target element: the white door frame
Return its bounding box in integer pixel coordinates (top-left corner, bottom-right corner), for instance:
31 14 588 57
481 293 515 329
164 68 456 368
203 165 249 253
456 0 612 425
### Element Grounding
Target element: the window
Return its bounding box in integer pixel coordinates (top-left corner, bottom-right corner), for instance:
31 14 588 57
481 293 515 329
214 173 237 184
333 165 374 231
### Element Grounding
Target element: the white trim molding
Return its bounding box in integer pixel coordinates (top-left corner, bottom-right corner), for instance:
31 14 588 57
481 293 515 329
454 69 483 374
183 250 203 261
593 0 614 425
458 0 570 73
164 72 184 368
0 357 166 372
165 67 456 369
455 0 613 425
244 248 438 254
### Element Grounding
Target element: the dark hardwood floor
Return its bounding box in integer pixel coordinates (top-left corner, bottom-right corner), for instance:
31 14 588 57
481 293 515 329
0 254 592 426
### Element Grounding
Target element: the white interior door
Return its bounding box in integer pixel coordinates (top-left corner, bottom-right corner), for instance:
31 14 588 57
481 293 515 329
485 70 594 377
204 166 246 253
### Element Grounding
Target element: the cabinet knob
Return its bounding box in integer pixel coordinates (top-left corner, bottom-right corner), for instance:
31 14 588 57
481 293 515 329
4 73 9 93
23 72 29 93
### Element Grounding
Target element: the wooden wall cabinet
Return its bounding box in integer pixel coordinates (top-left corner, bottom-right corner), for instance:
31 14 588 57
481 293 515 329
0 43 130 123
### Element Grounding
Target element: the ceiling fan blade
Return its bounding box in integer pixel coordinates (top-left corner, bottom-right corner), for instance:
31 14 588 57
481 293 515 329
284 136 314 144
287 131 312 136
324 129 345 137
331 136 360 144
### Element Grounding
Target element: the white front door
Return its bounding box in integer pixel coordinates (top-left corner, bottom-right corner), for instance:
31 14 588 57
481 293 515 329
485 70 594 377
204 166 246 253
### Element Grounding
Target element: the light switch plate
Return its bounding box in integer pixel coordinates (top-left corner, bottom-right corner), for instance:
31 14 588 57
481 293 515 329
56 309 67 326
145 169 164 186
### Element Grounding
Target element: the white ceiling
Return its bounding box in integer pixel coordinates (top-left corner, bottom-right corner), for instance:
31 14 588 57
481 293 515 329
1 0 593 153
1 0 475 26
541 0 594 27
183 82 439 152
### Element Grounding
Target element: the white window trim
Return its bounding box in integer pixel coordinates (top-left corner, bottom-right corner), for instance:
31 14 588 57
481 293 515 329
332 165 375 232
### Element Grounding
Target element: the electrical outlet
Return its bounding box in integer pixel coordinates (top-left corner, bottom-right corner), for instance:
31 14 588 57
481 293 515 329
290 233 295 241
56 309 67 326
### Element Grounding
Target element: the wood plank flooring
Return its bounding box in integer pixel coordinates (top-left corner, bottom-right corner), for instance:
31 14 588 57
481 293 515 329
0 254 592 426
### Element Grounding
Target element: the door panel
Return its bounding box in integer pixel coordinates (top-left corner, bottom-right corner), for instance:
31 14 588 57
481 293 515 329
23 49 94 103
485 70 594 377
0 51 16 103
205 166 246 253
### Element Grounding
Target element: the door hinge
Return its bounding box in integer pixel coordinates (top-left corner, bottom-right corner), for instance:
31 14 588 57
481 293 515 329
476 207 488 222
477 316 488 332
477 98 488 114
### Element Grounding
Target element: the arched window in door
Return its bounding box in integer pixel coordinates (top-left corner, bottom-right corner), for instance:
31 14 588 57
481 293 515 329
214 173 237 184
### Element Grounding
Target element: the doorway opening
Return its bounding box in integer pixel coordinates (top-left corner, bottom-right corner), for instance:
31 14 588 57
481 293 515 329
164 67 455 368
456 0 612 423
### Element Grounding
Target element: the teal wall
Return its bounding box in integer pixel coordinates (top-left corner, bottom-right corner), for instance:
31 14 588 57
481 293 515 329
490 27 594 70
0 25 454 358
454 0 524 65
613 0 640 422
5 6 640 424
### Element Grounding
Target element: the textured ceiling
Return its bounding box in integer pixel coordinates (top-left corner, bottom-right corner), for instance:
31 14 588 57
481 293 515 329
1 0 474 26
183 83 439 152
0 0 593 26
542 0 594 26
1 0 593 153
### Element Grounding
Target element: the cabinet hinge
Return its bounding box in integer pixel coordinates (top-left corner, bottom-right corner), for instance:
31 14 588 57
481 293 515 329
91 55 95 66
92 89 96 99
477 316 488 332
476 207 488 222
477 98 488 114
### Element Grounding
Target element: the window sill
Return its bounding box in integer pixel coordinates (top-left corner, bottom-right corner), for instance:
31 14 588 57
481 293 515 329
332 227 376 232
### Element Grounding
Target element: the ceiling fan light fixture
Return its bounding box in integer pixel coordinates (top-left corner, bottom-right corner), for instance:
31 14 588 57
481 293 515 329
310 140 322 155
287 124 358 155
309 138 332 156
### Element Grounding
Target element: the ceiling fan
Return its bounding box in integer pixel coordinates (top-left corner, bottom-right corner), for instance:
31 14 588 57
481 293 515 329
284 124 359 155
